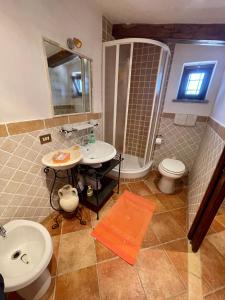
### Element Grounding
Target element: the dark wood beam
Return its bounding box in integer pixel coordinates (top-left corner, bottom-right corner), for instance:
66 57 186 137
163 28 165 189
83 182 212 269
48 50 76 68
112 23 225 43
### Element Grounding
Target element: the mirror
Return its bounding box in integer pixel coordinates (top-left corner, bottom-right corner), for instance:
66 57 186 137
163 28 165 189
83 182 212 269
43 39 92 115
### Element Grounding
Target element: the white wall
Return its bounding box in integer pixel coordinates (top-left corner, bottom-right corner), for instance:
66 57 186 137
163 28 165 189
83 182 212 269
211 70 225 127
0 0 102 123
163 44 225 116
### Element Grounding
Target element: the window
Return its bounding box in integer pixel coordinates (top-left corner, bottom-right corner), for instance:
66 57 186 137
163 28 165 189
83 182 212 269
71 72 82 97
177 63 215 101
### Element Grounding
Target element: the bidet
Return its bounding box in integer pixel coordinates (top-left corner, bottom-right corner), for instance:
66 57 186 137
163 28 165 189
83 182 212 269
0 220 53 300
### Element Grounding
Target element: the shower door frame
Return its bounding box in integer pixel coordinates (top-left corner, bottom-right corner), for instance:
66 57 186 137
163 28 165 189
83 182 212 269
103 38 170 165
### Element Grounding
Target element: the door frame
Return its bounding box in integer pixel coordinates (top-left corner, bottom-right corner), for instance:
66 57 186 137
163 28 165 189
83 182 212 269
188 146 225 252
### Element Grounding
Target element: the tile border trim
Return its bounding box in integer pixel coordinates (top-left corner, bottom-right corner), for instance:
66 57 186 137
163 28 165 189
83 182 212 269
208 117 225 141
1 113 102 137
162 112 208 123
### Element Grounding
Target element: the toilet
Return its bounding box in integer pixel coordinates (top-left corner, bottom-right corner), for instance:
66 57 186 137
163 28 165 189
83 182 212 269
158 158 186 194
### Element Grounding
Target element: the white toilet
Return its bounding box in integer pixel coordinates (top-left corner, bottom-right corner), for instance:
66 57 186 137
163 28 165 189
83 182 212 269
158 158 186 194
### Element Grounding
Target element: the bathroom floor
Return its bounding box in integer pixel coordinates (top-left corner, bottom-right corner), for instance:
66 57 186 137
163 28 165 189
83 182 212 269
7 171 225 300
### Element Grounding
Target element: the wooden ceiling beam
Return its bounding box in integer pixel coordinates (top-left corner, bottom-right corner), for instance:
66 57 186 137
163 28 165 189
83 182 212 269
112 23 225 43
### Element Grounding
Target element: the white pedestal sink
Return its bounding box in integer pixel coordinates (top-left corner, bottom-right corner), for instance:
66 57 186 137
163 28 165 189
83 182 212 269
0 220 53 300
80 140 116 165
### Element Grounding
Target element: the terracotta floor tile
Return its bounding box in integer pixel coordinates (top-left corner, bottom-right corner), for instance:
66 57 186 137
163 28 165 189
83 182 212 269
163 239 188 288
204 287 225 299
142 224 161 248
210 218 225 233
200 239 225 291
41 212 62 236
112 183 130 199
128 181 152 196
137 246 185 299
214 214 225 227
169 293 188 300
91 197 116 228
170 208 188 233
95 239 117 262
55 266 99 300
144 194 167 214
97 258 146 300
155 193 186 211
144 177 161 194
151 212 186 243
57 229 96 274
61 206 91 234
48 235 60 276
207 231 225 256
176 188 188 202
217 206 225 215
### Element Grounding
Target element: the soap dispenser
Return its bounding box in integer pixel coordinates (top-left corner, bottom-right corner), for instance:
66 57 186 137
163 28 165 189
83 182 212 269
88 130 96 144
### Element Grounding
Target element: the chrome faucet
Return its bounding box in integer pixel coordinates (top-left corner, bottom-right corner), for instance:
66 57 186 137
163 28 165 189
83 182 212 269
80 135 89 146
0 225 6 238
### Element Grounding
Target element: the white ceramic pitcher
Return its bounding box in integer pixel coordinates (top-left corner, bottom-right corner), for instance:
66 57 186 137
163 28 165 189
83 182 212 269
58 184 79 212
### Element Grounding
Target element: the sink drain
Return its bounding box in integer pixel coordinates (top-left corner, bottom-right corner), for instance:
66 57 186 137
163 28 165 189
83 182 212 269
11 250 21 260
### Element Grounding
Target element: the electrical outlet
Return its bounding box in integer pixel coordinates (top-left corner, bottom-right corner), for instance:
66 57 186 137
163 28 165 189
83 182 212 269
39 134 52 144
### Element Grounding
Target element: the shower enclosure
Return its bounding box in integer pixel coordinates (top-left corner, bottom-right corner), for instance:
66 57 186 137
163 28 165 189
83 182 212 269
103 38 170 179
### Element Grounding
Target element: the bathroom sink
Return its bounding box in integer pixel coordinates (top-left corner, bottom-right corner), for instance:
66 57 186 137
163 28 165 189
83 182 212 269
42 148 82 170
80 140 116 165
0 220 52 293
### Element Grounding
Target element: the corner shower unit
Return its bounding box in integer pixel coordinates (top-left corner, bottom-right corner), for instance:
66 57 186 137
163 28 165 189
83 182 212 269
103 38 170 179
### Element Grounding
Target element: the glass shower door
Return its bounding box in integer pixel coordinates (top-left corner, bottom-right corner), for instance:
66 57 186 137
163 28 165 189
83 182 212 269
115 44 132 153
104 46 117 145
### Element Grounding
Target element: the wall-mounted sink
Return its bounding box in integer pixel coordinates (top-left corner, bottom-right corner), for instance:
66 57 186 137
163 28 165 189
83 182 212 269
42 148 82 170
80 140 116 165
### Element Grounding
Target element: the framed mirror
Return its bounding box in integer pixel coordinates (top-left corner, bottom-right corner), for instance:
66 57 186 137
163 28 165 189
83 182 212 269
43 39 92 115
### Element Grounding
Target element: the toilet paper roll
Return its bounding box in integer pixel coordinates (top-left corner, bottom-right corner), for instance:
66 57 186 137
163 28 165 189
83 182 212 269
155 137 162 145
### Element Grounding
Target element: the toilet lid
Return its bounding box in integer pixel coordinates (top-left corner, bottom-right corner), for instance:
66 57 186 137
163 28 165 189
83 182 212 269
161 158 185 174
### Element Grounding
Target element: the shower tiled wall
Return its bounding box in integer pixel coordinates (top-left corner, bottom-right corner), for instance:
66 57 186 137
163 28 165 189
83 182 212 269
102 16 114 42
188 118 225 227
0 113 102 224
126 43 161 158
153 114 208 171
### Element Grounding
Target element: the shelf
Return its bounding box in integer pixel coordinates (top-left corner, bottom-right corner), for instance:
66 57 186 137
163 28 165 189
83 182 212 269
72 123 94 131
79 177 117 212
78 156 122 179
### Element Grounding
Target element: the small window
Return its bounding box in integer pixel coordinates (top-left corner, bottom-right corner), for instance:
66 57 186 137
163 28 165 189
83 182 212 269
177 63 215 101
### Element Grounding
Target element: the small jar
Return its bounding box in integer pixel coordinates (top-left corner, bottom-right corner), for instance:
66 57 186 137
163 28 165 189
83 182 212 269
87 185 93 197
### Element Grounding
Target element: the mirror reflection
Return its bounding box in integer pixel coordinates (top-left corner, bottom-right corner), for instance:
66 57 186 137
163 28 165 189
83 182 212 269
43 40 92 115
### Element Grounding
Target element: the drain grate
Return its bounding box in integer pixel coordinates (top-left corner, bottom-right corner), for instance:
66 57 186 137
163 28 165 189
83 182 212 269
11 250 21 260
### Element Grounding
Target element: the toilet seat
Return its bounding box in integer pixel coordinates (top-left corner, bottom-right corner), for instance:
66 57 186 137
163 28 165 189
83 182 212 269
160 158 185 175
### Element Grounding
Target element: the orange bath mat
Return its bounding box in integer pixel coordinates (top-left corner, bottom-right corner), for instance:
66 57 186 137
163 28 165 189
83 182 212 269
91 190 155 264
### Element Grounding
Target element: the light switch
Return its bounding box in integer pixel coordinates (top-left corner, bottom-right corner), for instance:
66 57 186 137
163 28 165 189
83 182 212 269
39 134 52 144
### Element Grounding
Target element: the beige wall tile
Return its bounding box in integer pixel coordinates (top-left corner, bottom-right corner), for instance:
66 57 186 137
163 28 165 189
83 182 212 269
1 139 18 153
11 170 26 182
86 113 102 120
188 125 225 228
68 114 87 123
0 166 15 180
7 120 45 135
4 181 20 193
45 116 69 128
